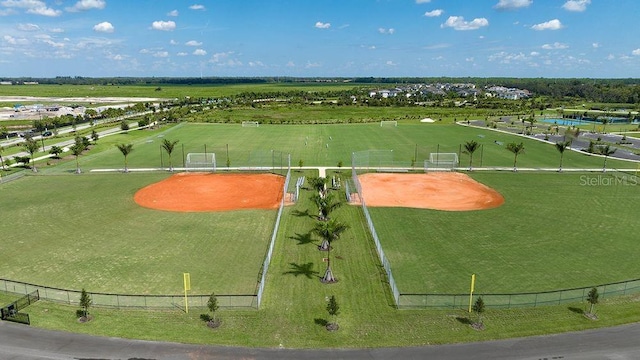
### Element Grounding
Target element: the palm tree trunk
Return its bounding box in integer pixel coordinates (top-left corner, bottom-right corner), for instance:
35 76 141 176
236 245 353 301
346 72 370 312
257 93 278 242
559 153 564 172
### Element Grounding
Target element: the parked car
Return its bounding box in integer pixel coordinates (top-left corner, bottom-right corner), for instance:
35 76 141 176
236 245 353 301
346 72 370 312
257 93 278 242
42 131 53 137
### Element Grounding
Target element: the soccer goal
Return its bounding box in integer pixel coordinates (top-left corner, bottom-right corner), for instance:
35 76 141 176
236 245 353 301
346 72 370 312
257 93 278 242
380 120 397 127
242 121 260 127
185 153 216 171
425 153 458 171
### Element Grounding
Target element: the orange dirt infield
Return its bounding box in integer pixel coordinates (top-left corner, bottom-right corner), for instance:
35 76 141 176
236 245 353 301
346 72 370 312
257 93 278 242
134 173 285 212
356 172 504 211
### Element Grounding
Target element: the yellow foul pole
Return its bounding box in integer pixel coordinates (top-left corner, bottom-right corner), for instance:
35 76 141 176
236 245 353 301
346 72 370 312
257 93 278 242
183 273 191 313
468 274 476 313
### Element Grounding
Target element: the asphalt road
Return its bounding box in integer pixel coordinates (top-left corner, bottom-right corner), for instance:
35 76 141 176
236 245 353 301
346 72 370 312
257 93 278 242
1 320 640 359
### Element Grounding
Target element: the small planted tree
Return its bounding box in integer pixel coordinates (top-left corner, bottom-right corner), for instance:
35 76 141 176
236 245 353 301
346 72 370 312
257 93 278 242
49 145 63 158
161 139 179 172
506 142 525 172
471 296 485 330
115 143 134 173
326 295 340 331
586 287 599 319
70 140 85 174
78 288 92 322
91 129 99 143
0 145 5 170
23 137 40 172
120 120 130 132
201 292 221 328
298 159 304 170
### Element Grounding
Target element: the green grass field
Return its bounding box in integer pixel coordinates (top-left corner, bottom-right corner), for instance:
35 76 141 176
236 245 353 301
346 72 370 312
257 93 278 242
0 173 276 295
2 118 640 348
369 171 640 294
38 122 635 174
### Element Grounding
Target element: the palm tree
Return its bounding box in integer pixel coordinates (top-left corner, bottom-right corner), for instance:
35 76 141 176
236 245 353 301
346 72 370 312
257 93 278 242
161 139 179 172
463 140 480 170
314 219 349 283
311 191 343 221
315 218 349 252
598 145 616 172
23 137 40 172
308 176 327 196
506 142 525 172
555 141 571 172
115 143 134 173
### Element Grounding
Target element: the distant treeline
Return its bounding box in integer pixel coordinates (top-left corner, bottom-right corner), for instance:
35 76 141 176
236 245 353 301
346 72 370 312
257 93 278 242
2 76 640 103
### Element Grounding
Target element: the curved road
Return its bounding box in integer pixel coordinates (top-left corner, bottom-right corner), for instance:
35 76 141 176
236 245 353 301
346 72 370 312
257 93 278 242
1 321 640 359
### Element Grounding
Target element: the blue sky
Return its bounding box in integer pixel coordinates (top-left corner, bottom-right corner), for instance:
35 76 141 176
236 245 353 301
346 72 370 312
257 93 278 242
1 0 639 78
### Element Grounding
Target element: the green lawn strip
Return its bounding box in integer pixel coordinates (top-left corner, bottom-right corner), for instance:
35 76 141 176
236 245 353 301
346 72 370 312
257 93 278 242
0 173 274 295
370 172 640 294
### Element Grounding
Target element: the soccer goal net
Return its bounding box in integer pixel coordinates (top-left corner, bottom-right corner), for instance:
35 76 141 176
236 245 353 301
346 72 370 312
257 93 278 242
425 153 458 170
380 120 397 127
185 153 216 171
242 121 260 127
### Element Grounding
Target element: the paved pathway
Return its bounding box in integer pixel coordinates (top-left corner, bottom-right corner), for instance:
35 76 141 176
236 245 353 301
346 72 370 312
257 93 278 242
2 320 640 359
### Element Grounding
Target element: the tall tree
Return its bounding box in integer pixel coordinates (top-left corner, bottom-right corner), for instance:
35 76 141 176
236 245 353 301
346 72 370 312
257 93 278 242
311 191 343 221
79 288 92 319
463 140 480 170
505 142 525 172
555 141 571 172
308 176 327 196
161 139 179 172
598 145 616 172
23 137 40 172
314 219 349 283
115 143 134 173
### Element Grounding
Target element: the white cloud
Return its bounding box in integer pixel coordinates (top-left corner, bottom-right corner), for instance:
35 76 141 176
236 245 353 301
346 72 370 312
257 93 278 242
189 4 205 10
185 40 202 46
153 51 169 58
563 0 590 12
93 21 114 33
151 20 176 31
66 0 106 12
592 42 600 48
2 0 62 16
606 54 615 60
249 61 265 67
315 21 331 29
286 61 295 67
465 57 474 62
385 60 397 66
17 23 40 31
378 28 395 35
541 42 568 50
167 10 178 17
176 52 188 56
632 49 640 56
424 9 443 17
531 19 563 31
441 16 489 31
50 27 64 33
415 0 431 3
3 34 29 45
494 0 532 10
169 39 178 45
108 53 124 61
489 51 530 63
530 51 540 56
210 51 241 67
193 49 206 56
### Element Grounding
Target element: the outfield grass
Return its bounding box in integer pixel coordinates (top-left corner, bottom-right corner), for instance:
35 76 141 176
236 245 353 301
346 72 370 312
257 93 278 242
369 171 640 294
0 173 277 295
